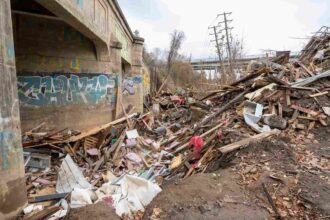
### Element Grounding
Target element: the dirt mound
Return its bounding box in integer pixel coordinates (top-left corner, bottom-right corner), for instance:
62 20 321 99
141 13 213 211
64 202 120 220
143 171 269 220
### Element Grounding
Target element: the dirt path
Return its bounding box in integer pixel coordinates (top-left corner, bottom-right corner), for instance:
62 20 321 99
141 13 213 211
144 170 269 220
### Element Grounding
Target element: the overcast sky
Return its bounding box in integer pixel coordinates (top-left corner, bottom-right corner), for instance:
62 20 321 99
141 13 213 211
118 0 330 60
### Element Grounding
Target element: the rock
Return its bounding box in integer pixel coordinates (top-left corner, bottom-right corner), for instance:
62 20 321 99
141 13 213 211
154 127 167 136
263 114 287 129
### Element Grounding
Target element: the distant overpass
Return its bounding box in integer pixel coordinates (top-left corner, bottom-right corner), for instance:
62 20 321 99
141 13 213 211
191 51 300 71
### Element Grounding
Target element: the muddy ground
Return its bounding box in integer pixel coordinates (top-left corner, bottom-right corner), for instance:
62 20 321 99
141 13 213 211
65 126 330 220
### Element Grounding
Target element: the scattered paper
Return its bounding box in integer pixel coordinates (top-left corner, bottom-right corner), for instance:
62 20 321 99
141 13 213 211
56 155 92 193
126 129 139 139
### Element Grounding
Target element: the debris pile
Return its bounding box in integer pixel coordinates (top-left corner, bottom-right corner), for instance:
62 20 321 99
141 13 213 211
300 26 330 72
21 27 330 220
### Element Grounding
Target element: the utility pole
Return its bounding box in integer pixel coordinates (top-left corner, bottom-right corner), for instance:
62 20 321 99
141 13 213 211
209 25 225 79
218 12 233 73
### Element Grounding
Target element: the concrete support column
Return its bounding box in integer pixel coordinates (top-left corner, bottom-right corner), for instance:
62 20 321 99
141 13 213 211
131 38 144 75
0 0 27 219
110 41 126 119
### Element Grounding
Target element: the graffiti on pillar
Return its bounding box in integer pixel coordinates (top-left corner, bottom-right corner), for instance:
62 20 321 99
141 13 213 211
0 131 21 171
70 57 80 72
78 0 84 8
6 42 15 61
142 68 150 95
75 0 84 8
122 76 143 96
17 74 118 106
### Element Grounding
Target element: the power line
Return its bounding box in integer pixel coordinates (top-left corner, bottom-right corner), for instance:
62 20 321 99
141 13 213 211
209 12 234 80
217 12 233 73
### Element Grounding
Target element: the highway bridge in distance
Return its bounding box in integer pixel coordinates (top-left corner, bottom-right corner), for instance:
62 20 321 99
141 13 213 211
191 51 300 71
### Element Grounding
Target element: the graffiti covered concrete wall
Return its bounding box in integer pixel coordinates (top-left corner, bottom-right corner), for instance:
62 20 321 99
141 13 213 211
18 74 118 106
122 75 144 114
122 75 142 96
17 73 119 132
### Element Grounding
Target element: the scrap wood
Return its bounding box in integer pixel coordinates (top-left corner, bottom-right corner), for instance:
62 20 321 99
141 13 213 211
309 91 328 97
291 69 330 87
262 183 283 220
24 122 46 136
90 156 105 178
121 100 133 128
199 90 248 127
267 74 289 86
230 67 266 86
297 116 319 121
285 90 291 106
83 136 99 150
112 128 128 161
290 104 320 117
218 129 280 155
69 113 137 142
44 128 68 139
23 206 61 220
245 83 277 101
279 85 316 91
296 61 315 76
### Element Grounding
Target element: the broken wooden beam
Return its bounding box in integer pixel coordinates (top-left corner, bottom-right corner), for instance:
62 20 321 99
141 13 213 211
218 129 280 155
290 104 320 117
23 206 61 220
69 113 137 142
199 90 249 127
262 183 283 220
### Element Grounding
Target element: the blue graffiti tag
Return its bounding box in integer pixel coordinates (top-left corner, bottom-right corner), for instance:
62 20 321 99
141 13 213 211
76 0 83 8
17 74 117 106
6 42 15 61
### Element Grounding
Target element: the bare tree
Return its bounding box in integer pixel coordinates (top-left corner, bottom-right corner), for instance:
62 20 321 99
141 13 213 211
229 36 245 82
157 30 185 94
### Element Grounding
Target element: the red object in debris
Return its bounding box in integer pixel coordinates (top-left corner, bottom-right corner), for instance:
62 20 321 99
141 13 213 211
189 136 204 159
179 98 185 105
217 131 223 141
102 196 114 206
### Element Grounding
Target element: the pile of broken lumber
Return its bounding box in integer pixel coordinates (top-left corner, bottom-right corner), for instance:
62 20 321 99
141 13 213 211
21 27 330 220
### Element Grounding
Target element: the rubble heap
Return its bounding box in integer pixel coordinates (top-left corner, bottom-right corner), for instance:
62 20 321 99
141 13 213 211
21 27 330 220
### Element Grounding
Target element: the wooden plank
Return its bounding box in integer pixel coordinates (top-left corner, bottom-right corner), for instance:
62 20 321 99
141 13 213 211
199 90 248 127
90 156 105 178
267 74 289 86
291 104 320 117
230 67 266 86
69 113 138 142
285 89 291 106
23 206 60 220
219 129 280 154
278 102 283 118
112 128 128 160
309 91 328 98
296 61 315 76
